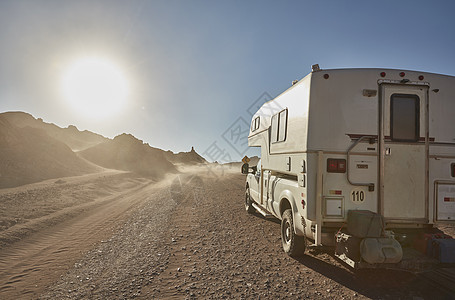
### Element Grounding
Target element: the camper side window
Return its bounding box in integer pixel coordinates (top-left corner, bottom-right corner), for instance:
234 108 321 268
271 109 288 143
271 114 278 142
251 117 260 132
278 109 287 141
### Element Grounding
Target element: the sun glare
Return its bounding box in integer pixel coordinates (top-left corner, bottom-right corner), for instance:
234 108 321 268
61 57 128 119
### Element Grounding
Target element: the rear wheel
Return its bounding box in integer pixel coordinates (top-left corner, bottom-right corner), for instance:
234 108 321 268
281 209 306 257
245 188 255 214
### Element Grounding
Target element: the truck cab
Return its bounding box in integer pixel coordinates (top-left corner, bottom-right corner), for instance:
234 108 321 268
246 159 261 204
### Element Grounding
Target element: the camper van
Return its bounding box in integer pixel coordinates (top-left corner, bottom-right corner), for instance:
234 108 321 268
243 66 455 268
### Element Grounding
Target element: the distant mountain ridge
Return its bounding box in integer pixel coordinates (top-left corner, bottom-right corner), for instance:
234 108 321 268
0 111 208 188
165 147 206 165
1 111 108 151
79 133 177 178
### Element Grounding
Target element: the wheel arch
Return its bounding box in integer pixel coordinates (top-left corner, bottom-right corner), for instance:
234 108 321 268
279 189 305 236
279 189 296 217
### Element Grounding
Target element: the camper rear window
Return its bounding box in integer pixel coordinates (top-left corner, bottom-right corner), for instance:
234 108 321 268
271 109 288 143
390 94 419 142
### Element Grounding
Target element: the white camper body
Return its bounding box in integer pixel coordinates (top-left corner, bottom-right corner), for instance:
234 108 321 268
244 67 455 265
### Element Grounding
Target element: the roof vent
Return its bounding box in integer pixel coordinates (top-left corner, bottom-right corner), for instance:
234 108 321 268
292 80 299 85
311 64 321 72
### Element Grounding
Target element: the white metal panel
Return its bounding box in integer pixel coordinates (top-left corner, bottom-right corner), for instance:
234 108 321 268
428 75 455 145
436 182 455 221
307 69 379 152
383 144 426 219
348 150 377 185
429 157 455 223
324 197 343 217
323 153 378 216
268 75 311 155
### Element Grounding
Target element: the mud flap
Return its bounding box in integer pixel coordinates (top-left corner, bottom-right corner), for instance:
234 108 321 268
335 232 361 268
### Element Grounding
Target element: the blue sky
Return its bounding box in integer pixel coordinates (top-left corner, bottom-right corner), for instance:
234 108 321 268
1 0 454 161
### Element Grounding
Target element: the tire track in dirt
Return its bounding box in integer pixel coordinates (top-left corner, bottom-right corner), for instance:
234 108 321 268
0 176 154 299
40 175 180 299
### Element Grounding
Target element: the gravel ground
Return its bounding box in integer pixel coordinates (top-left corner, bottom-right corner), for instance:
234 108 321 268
39 180 176 299
38 169 455 299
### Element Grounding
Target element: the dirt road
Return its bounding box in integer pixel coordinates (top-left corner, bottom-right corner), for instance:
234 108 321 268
0 172 157 298
0 167 454 299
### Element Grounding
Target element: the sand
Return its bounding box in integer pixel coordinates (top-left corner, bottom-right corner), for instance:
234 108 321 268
0 170 155 298
0 116 100 188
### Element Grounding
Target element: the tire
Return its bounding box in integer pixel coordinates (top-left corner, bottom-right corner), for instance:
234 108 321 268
245 188 255 214
281 209 306 257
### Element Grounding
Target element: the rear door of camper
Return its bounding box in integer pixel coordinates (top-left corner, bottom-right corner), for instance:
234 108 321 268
379 82 429 223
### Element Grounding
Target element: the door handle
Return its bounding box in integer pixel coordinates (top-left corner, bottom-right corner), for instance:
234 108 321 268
385 147 392 156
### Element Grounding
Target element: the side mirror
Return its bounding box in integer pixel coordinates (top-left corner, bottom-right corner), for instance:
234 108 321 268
241 163 249 174
251 166 257 173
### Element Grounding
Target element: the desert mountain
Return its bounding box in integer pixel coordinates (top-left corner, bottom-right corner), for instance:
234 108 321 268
165 147 207 165
0 116 99 188
1 111 107 151
79 133 177 178
0 111 208 188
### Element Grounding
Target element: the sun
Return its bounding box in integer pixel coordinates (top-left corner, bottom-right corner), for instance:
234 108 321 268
61 57 129 119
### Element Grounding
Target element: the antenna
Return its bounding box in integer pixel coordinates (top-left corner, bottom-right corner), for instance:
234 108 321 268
311 64 320 72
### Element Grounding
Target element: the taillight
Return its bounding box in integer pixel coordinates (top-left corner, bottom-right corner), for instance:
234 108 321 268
451 163 455 177
327 159 346 173
380 72 386 77
399 72 406 77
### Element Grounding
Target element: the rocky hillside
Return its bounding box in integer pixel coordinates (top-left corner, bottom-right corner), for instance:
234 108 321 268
79 134 177 178
0 116 99 188
0 111 209 187
1 111 107 151
165 147 207 165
